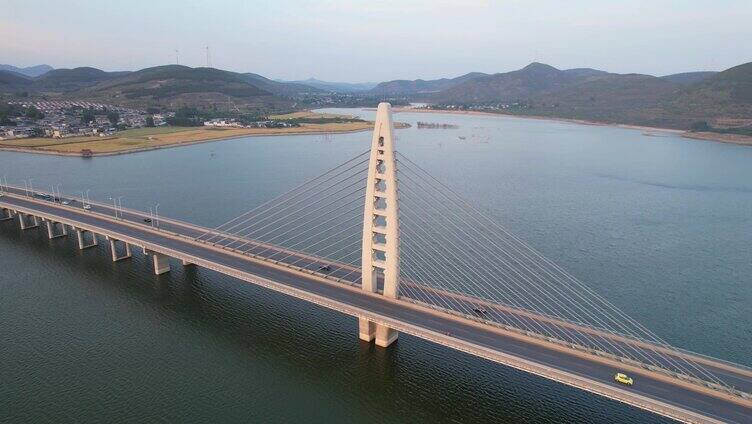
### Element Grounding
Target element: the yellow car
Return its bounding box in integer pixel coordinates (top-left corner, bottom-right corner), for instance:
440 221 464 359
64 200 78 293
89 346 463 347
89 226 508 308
614 373 634 386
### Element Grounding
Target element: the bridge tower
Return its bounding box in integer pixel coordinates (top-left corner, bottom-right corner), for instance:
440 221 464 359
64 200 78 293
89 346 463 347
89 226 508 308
359 102 401 347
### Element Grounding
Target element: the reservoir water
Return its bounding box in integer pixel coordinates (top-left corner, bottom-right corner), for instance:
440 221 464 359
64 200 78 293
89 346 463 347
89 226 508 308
1 108 750 423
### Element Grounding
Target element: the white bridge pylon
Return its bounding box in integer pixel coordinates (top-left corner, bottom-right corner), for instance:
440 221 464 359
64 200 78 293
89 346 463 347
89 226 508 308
359 102 401 347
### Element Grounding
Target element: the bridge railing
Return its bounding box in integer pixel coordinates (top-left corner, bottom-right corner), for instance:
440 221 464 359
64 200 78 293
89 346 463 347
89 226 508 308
398 292 752 400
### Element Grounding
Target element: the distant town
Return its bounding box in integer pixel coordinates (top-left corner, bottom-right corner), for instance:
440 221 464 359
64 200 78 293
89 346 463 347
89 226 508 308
0 100 307 143
0 101 161 140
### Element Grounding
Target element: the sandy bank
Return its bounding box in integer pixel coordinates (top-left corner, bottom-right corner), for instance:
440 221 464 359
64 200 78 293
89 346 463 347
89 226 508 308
0 122 375 158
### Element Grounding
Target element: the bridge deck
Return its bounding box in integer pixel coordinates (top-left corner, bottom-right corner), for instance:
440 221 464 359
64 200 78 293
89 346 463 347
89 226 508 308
1 190 750 424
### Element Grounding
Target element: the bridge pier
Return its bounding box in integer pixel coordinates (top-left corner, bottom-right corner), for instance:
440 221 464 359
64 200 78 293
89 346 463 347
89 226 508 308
375 324 398 348
181 259 193 266
0 208 14 221
150 252 170 275
19 213 39 230
108 238 132 262
359 318 376 342
45 220 68 239
74 228 98 249
359 318 398 347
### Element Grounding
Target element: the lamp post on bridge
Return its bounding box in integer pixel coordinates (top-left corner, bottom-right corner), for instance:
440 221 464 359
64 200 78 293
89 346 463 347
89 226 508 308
22 179 36 197
51 184 62 202
81 189 91 209
148 206 155 228
154 203 160 229
108 196 124 218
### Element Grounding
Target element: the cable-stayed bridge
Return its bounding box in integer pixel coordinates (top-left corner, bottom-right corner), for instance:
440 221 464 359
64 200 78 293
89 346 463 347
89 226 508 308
1 103 750 423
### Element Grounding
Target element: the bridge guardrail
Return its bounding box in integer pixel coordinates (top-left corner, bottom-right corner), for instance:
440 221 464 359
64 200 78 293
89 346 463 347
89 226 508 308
398 295 752 400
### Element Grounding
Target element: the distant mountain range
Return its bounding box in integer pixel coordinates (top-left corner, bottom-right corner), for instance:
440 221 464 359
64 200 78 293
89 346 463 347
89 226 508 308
367 63 720 102
0 65 326 112
0 64 54 78
659 71 718 85
368 72 489 96
366 62 752 130
283 78 378 93
1 61 750 130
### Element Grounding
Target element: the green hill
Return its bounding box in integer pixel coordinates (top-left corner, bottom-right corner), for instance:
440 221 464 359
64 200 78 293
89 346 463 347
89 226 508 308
432 63 581 104
524 73 682 127
70 65 284 111
425 62 752 130
0 70 32 89
660 71 717 85
369 72 488 96
669 62 752 108
33 67 128 91
0 64 54 77
0 65 323 112
85 65 267 97
287 78 378 93
243 73 323 96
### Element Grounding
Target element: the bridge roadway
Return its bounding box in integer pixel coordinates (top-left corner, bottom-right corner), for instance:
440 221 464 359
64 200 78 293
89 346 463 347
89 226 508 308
1 191 751 423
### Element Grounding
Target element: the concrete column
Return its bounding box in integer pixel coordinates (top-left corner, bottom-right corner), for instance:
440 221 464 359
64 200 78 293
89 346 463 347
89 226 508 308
0 208 13 221
152 252 170 275
375 325 399 348
359 102 401 348
76 229 84 248
75 228 98 249
18 213 38 230
359 317 376 342
360 318 398 347
45 220 67 239
181 259 193 266
108 239 132 262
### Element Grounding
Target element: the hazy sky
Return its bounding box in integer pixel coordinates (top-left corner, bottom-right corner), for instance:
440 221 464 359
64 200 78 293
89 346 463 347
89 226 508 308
2 0 751 82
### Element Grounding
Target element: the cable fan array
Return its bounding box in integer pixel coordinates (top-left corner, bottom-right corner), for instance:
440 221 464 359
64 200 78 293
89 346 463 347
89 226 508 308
394 152 731 389
195 151 370 283
194 147 734 390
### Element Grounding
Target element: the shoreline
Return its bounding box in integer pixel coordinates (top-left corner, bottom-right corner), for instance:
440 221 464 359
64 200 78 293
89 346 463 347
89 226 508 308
0 126 375 158
392 107 752 147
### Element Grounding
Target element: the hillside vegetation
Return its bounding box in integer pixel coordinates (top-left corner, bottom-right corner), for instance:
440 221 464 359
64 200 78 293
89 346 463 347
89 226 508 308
0 65 321 113
1 61 750 131
368 72 488 96
0 64 53 78
399 62 752 130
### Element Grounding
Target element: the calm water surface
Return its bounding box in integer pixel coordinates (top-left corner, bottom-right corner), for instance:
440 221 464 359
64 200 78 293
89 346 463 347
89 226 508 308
1 108 750 423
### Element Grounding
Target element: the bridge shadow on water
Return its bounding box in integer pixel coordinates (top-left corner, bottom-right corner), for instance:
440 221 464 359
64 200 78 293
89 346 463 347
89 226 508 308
0 222 670 424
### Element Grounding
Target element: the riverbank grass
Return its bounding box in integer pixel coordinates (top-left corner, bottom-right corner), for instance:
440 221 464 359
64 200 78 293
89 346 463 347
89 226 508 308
0 119 373 155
